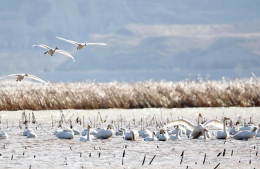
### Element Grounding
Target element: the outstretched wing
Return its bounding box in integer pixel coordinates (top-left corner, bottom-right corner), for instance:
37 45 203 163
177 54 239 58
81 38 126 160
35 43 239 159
27 75 48 84
164 119 196 131
57 37 79 46
0 74 19 80
203 119 223 129
32 45 52 50
85 43 107 46
56 50 75 62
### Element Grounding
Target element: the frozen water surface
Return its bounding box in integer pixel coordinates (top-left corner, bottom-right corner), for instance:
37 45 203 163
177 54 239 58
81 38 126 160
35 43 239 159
0 107 259 168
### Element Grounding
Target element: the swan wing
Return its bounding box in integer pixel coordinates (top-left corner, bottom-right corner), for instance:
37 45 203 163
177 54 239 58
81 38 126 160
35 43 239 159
26 75 48 84
85 43 107 46
32 44 52 50
57 37 79 46
164 119 195 131
56 50 75 62
203 119 223 129
0 74 20 80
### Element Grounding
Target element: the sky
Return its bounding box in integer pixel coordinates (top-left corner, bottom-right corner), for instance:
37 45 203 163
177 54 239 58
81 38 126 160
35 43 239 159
0 0 260 82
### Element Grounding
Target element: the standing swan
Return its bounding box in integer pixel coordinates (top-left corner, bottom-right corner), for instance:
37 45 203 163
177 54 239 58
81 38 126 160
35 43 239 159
0 74 48 84
164 114 223 139
57 37 107 50
233 127 258 140
158 129 170 141
33 45 75 62
216 117 230 139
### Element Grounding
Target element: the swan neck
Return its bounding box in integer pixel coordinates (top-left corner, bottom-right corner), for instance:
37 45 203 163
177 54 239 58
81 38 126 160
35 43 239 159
87 128 90 140
223 120 226 132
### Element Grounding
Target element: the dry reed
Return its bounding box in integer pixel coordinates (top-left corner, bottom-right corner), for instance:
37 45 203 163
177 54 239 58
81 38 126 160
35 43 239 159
0 78 260 111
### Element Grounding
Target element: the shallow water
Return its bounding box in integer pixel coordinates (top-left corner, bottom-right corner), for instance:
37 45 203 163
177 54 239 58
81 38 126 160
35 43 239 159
0 108 260 168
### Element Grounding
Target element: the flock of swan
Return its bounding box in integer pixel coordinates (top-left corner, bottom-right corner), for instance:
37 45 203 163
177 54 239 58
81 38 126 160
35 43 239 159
0 37 107 84
0 114 259 142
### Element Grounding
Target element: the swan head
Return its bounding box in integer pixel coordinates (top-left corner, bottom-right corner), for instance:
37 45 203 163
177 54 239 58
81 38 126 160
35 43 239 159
253 127 258 132
224 117 230 121
130 130 135 140
84 43 87 46
88 125 91 129
25 74 29 76
199 114 202 117
55 47 59 50
152 132 156 136
160 129 166 134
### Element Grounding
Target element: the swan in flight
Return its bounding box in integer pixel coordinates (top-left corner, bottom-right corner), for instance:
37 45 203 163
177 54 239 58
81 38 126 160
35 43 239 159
57 37 107 50
0 74 48 84
0 131 8 139
216 117 230 139
164 114 223 139
233 127 258 140
33 44 75 62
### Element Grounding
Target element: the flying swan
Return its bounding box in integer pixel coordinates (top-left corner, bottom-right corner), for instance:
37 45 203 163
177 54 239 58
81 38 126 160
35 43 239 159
57 37 107 50
33 44 75 62
164 114 223 139
0 74 48 84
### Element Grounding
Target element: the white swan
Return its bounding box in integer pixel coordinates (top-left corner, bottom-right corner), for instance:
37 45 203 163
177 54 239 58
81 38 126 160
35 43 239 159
23 128 34 136
138 129 153 138
198 129 209 141
56 128 74 139
125 129 139 141
97 124 114 139
0 74 48 84
165 114 223 139
0 131 8 139
169 126 181 141
33 44 75 62
144 132 158 141
158 129 170 141
27 130 37 138
233 127 258 140
57 37 107 50
239 119 254 131
229 126 239 135
216 117 230 139
80 125 93 141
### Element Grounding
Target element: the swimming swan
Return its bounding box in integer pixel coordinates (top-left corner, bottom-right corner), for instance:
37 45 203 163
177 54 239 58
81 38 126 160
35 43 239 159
125 129 139 141
233 127 258 140
158 129 170 141
57 37 107 50
144 132 158 141
165 114 223 139
97 125 114 139
80 125 93 141
0 131 8 139
55 129 74 139
216 117 230 139
0 74 48 84
33 44 75 62
169 126 181 141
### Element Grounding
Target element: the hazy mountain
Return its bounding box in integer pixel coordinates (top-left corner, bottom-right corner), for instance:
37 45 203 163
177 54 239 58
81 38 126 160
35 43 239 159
0 0 260 82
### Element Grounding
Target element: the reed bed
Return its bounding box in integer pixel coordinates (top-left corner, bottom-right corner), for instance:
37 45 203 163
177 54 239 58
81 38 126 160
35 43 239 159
0 78 260 110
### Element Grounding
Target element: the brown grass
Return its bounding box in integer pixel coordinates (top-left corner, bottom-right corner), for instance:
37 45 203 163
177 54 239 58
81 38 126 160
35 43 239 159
0 78 260 111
